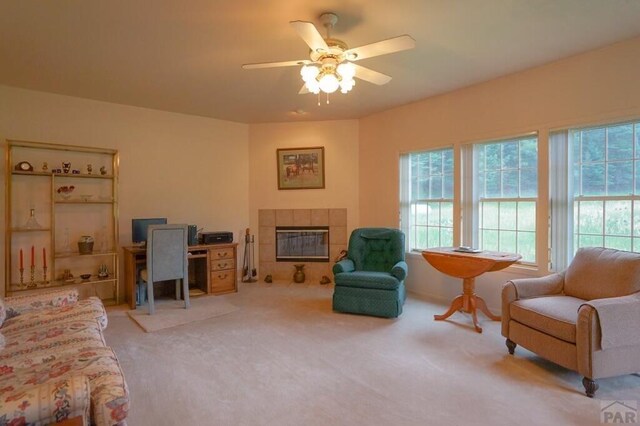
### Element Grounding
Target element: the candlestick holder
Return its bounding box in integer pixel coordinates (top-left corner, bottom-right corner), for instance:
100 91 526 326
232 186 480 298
19 267 24 288
28 265 37 288
42 266 48 285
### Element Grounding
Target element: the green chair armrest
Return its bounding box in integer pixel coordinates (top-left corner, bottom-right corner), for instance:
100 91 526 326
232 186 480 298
333 259 355 274
391 261 408 281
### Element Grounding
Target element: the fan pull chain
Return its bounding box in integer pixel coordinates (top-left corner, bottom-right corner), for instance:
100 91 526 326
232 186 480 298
315 93 331 106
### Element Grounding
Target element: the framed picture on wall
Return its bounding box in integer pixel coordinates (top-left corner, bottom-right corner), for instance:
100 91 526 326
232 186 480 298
277 146 325 190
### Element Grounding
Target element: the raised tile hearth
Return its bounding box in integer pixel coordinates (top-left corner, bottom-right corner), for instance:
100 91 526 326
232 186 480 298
259 209 347 283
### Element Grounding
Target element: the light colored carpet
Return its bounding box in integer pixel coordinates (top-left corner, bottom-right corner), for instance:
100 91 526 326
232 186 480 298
105 282 640 426
126 296 238 332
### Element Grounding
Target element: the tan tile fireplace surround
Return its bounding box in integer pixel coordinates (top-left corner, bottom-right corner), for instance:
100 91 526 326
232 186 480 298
258 209 347 283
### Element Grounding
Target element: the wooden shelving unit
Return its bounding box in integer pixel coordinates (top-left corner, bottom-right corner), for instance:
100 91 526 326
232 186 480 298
4 140 120 304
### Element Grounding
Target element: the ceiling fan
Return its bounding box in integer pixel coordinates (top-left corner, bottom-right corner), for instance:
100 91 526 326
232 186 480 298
242 13 415 98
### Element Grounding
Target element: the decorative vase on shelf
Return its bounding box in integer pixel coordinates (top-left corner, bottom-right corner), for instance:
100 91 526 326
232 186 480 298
293 264 306 283
24 208 42 229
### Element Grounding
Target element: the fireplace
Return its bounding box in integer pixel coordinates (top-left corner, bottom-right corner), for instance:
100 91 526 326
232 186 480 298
276 226 329 262
259 209 346 282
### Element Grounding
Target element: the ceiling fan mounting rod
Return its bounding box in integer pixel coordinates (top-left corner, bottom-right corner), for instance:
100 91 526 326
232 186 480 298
320 12 338 39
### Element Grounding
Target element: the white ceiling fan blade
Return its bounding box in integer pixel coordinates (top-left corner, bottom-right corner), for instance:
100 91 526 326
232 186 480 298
298 84 310 95
353 64 392 85
290 21 329 53
242 59 310 70
345 35 415 61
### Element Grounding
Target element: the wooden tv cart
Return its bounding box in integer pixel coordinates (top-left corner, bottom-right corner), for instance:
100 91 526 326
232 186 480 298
122 242 237 309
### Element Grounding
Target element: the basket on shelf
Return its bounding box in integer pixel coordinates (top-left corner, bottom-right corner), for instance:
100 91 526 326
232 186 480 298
78 236 94 254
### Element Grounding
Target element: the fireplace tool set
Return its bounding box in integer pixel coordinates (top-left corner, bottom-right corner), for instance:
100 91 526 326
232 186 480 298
242 228 257 282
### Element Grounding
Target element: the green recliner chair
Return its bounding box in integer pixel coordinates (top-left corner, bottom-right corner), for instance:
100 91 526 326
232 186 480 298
332 228 408 318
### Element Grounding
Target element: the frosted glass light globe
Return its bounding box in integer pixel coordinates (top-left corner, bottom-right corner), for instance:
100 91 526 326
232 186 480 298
339 78 355 94
300 65 319 83
337 62 356 80
306 79 321 94
318 74 339 93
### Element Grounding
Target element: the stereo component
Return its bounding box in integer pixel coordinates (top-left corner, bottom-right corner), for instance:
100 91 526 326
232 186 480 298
200 231 234 244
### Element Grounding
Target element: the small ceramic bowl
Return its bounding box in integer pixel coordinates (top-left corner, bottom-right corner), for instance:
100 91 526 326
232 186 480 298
80 273 91 280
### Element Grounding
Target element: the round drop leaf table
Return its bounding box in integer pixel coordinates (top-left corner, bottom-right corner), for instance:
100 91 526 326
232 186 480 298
421 247 521 333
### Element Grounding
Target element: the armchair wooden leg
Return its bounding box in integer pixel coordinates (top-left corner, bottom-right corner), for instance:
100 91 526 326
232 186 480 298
506 339 516 355
582 377 599 398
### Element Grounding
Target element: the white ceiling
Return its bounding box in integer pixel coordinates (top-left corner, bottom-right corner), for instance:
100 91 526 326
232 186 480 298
1 1 640 124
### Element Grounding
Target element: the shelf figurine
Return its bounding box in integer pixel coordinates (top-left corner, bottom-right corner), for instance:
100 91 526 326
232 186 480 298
42 161 48 171
62 269 73 281
87 164 93 175
62 161 71 174
100 166 107 175
98 264 109 278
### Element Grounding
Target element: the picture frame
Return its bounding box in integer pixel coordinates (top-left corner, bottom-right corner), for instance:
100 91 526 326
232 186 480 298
277 146 325 190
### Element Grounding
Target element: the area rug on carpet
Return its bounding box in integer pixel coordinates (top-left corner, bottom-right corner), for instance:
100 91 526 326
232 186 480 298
127 297 238 332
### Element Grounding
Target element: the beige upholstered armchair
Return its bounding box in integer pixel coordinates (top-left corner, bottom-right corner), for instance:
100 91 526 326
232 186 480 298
502 247 640 397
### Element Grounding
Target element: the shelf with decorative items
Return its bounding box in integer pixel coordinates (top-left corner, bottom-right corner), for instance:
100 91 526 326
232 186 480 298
4 139 120 305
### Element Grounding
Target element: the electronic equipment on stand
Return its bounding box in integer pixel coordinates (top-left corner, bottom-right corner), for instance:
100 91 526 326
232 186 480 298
242 228 257 282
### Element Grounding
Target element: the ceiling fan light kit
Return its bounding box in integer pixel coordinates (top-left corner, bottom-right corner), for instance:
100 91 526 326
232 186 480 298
301 61 355 94
242 12 415 105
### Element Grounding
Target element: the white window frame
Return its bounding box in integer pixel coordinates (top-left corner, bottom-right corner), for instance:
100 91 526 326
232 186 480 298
462 133 539 265
550 121 640 270
400 147 454 252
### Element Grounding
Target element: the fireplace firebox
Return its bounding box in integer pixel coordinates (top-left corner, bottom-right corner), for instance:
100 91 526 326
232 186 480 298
275 226 329 262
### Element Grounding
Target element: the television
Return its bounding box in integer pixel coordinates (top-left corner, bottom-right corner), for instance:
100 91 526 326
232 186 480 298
132 218 167 245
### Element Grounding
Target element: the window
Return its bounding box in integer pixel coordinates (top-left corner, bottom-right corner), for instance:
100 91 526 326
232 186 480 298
550 120 640 270
571 122 640 253
399 119 640 271
400 148 454 251
473 136 538 263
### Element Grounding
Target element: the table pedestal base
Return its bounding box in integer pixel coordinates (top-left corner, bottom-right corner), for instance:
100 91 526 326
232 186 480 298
433 277 500 333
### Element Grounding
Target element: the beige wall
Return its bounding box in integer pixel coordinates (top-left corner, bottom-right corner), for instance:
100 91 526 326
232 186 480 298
4 35 640 311
359 36 640 310
248 120 359 279
0 85 249 296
